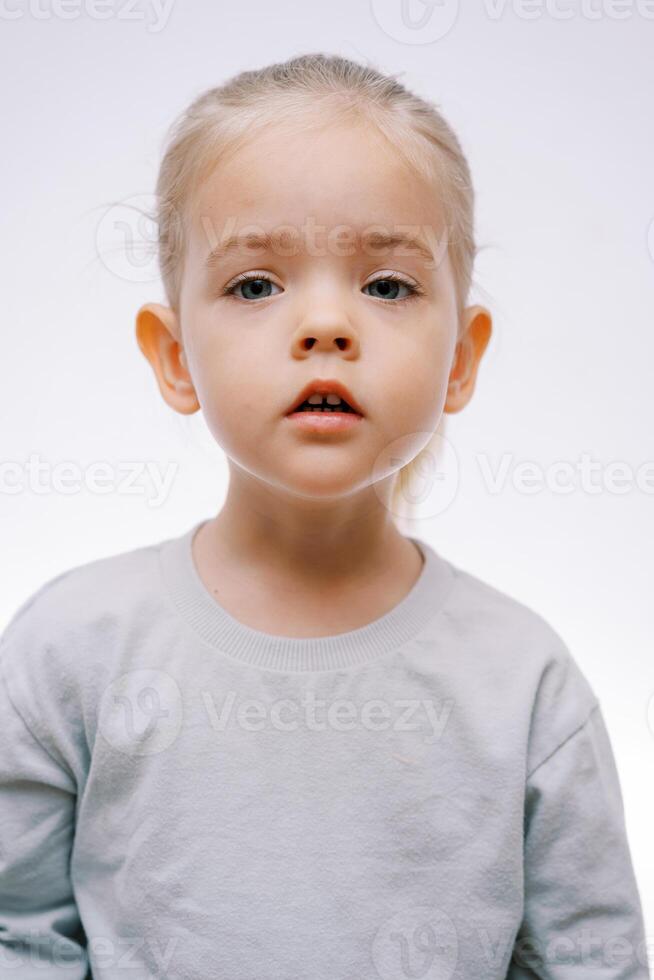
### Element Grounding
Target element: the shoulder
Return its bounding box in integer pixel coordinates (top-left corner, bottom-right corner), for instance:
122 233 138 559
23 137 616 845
435 556 571 655
430 559 570 669
0 532 174 734
433 556 600 771
1 534 165 653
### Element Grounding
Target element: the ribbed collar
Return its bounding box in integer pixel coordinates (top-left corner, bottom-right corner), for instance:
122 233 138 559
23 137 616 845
158 519 455 673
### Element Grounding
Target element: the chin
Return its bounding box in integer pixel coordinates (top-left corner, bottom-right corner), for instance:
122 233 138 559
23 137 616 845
277 470 367 501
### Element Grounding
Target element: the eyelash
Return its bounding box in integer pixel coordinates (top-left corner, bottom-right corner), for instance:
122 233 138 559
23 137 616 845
220 271 425 302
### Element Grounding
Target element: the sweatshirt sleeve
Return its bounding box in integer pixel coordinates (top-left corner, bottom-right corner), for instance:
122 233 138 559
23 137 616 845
0 665 89 979
507 703 651 979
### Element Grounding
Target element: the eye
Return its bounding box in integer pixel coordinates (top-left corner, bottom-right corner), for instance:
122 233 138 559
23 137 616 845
363 274 423 302
221 271 423 302
222 273 282 301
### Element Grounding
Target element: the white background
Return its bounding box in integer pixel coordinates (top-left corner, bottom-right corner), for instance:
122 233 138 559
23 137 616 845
1 0 653 956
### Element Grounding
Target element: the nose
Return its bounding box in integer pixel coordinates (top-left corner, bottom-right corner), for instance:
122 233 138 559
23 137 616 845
289 312 360 359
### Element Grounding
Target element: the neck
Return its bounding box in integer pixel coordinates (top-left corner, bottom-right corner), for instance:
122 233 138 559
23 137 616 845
199 463 417 588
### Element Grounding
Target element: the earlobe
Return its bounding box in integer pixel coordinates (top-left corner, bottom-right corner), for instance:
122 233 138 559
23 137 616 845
444 305 492 414
135 302 200 416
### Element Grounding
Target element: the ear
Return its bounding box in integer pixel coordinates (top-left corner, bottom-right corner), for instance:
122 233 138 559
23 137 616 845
444 305 492 414
135 302 200 415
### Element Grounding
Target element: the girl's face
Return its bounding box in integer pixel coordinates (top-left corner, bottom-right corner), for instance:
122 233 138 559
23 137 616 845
138 120 490 502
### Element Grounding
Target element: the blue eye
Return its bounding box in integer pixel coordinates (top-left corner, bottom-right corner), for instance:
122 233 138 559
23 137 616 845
223 275 282 301
363 276 421 301
222 272 422 302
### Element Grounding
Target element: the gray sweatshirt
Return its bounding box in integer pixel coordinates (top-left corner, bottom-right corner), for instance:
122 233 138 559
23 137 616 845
0 519 649 979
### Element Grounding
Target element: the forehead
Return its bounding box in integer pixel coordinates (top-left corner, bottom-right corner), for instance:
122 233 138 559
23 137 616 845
186 121 445 260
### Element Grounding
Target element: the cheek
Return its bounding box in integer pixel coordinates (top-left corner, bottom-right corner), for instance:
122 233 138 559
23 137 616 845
382 332 453 430
186 327 267 441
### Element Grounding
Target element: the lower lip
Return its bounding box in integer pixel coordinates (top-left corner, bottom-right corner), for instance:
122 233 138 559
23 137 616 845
285 410 364 432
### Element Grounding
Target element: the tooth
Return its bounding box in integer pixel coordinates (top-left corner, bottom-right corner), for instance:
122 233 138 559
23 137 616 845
307 393 323 405
325 394 342 405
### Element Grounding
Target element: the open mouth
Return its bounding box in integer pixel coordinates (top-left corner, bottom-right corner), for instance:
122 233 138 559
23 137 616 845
292 394 360 414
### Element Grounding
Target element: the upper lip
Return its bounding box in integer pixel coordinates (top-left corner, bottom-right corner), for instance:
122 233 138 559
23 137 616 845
286 378 365 416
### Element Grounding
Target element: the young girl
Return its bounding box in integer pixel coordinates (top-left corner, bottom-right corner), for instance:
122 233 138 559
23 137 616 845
0 53 649 979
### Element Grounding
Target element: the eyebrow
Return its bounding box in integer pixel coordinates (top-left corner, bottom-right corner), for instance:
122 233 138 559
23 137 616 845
203 229 436 269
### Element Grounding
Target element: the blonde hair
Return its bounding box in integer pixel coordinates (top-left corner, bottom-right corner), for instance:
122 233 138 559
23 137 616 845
154 52 477 524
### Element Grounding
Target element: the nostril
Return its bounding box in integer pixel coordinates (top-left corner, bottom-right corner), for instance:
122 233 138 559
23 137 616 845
298 336 350 351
